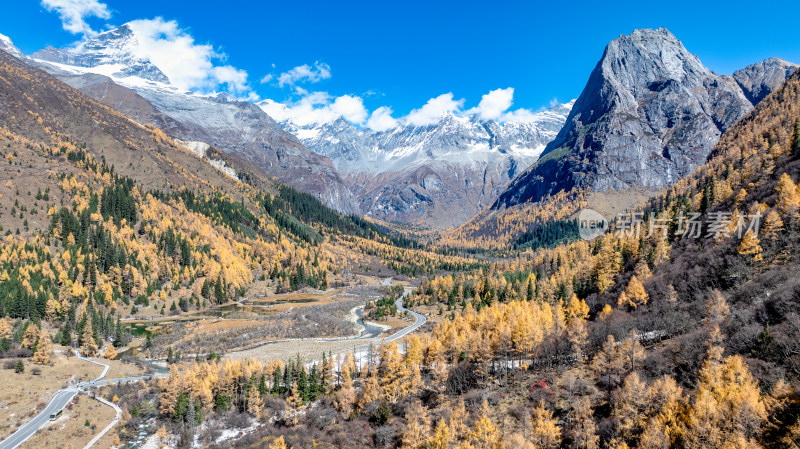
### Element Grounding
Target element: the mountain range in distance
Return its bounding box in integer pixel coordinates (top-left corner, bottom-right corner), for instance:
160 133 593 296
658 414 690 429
3 26 797 233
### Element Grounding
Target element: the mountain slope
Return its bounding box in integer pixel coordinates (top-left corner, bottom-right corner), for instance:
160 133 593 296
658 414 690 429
273 102 572 228
0 49 240 196
28 24 359 214
0 32 21 59
494 28 788 209
0 47 478 327
733 57 799 104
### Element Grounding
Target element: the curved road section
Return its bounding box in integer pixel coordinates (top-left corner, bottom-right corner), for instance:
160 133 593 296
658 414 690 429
0 350 156 449
82 396 121 449
0 386 81 449
3 283 424 449
0 350 102 449
384 288 426 342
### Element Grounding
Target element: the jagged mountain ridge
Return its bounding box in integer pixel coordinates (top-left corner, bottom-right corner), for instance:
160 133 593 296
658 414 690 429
0 32 22 59
271 102 573 228
733 57 799 105
33 25 170 84
278 102 572 175
26 25 360 214
494 28 798 209
0 47 251 201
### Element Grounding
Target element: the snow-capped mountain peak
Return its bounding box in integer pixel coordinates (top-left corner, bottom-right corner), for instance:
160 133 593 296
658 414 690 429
0 32 22 58
263 100 574 227
25 25 361 214
32 24 171 86
270 100 574 175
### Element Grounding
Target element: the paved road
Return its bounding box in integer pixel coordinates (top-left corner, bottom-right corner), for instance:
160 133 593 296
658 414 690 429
0 349 104 449
0 350 162 449
0 386 81 449
383 288 426 342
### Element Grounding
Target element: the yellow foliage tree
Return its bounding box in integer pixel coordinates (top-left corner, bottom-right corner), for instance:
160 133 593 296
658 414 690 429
32 334 52 365
379 342 409 402
468 400 500 449
359 369 381 408
685 353 767 447
737 229 763 261
776 173 800 212
570 397 599 449
334 363 356 416
448 399 468 441
429 418 450 449
401 399 431 449
268 436 288 449
598 304 613 321
0 317 11 340
286 381 303 409
612 373 648 442
618 275 648 310
530 401 561 449
761 210 784 238
246 382 262 416
21 324 39 348
81 315 97 356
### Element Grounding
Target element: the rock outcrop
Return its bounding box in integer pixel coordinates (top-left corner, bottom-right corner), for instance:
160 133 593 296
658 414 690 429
494 28 794 209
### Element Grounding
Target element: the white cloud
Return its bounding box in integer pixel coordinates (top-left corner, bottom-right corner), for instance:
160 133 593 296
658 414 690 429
277 62 331 88
41 0 111 36
331 95 368 124
367 106 399 132
257 99 292 122
259 74 273 84
500 108 538 123
402 93 464 126
466 87 514 120
259 91 366 127
125 18 255 98
262 87 555 130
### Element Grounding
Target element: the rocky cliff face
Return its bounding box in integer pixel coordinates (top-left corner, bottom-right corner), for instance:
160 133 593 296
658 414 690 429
495 28 793 209
277 103 572 228
33 25 171 84
28 25 360 214
733 57 799 105
0 33 22 59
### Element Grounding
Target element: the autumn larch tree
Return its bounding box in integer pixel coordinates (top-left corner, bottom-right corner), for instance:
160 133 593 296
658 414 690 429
468 400 500 449
32 334 52 365
104 344 116 360
570 396 599 449
776 173 800 213
738 229 764 261
618 275 648 310
401 399 431 449
530 401 561 449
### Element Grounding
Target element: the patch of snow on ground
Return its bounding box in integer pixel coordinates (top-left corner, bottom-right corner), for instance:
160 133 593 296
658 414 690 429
208 159 239 181
175 139 210 158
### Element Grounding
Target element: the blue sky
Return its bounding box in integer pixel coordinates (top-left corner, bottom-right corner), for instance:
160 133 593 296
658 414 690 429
2 0 800 129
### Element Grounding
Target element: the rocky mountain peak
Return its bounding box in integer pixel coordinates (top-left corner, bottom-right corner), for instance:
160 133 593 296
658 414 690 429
734 57 799 104
494 28 790 209
32 23 171 85
274 101 573 227
0 33 22 58
606 27 709 87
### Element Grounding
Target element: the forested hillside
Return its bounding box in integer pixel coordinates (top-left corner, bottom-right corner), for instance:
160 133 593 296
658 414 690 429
0 48 473 364
2 27 800 449
124 68 800 449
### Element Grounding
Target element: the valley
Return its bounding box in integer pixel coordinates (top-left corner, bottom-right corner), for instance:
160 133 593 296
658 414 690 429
0 8 799 449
